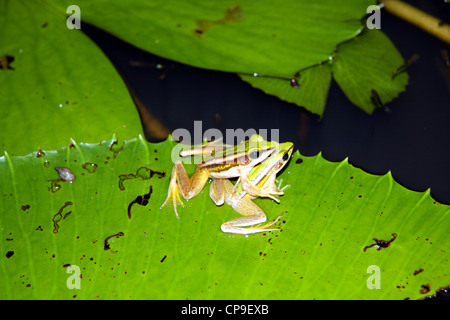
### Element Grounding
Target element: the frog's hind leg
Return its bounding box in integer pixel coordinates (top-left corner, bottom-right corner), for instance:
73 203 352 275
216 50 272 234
160 161 209 218
221 189 281 235
220 214 282 235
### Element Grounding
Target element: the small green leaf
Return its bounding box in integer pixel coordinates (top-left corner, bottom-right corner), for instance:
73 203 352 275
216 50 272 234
332 29 409 113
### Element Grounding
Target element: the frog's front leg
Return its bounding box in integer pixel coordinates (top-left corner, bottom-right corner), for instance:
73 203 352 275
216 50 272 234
213 179 281 235
160 161 210 218
234 171 284 203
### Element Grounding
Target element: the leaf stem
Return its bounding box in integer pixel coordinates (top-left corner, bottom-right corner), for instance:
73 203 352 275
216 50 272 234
380 0 450 44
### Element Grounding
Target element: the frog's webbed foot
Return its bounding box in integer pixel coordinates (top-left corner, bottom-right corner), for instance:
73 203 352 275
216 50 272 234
259 179 290 202
160 169 184 218
161 160 211 218
258 215 283 229
221 215 282 235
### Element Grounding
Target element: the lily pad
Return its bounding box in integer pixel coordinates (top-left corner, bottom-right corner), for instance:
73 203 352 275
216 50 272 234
1 137 448 299
0 0 143 156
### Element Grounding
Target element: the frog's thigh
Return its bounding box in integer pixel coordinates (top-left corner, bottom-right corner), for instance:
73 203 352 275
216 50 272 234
174 162 209 199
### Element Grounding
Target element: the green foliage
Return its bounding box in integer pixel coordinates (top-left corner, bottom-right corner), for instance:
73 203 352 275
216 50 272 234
0 0 443 300
1 138 448 299
333 29 408 113
240 63 333 116
50 0 407 115
0 0 143 156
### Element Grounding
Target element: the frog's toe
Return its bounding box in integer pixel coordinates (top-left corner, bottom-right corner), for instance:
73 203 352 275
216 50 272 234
160 187 184 219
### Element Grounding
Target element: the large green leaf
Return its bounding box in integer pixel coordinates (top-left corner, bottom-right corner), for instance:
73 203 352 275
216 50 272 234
0 0 143 156
51 0 369 76
1 137 448 299
48 0 407 115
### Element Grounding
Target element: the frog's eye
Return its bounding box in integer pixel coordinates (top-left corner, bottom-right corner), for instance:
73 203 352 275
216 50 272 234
282 152 290 161
249 150 260 160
